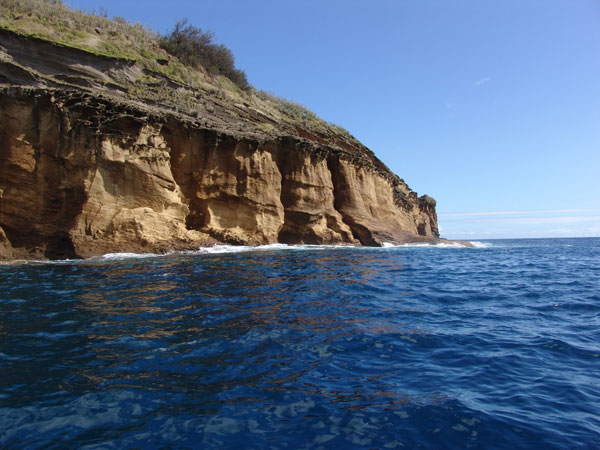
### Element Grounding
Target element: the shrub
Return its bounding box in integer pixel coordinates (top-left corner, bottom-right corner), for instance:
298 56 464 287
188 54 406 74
159 19 249 91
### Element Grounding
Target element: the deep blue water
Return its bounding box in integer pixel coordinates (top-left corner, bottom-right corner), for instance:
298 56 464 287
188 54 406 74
1 238 599 449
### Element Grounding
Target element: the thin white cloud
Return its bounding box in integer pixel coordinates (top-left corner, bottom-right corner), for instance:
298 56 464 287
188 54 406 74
439 209 598 218
438 209 600 239
443 229 600 239
474 77 491 87
506 216 600 225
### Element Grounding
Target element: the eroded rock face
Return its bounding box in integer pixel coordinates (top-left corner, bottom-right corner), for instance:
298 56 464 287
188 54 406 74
0 88 440 260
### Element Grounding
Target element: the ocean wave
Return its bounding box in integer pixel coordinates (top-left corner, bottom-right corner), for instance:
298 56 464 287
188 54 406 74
12 258 82 265
98 252 161 260
196 242 483 254
6 241 485 265
197 244 288 254
469 241 492 248
195 243 358 254
96 244 352 260
382 241 476 248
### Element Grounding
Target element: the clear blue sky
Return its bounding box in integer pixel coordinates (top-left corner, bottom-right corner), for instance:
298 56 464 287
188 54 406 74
68 0 600 239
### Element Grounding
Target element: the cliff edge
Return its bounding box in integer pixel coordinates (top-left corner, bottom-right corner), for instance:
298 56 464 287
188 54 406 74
0 21 443 260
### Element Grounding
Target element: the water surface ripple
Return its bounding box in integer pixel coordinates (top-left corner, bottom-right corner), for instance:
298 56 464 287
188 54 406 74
1 238 599 448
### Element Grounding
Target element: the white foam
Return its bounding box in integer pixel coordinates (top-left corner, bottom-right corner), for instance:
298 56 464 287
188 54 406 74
195 245 253 254
99 252 161 260
382 241 468 248
159 242 482 256
8 240 488 266
18 258 80 265
194 243 349 254
469 241 492 248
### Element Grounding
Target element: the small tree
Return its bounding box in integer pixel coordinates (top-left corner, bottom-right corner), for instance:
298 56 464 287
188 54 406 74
160 19 250 91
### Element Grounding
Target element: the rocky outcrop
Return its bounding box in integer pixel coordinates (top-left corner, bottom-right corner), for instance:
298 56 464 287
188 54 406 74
0 29 442 260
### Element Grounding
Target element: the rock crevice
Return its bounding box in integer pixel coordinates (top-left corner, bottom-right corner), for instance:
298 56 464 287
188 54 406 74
0 26 447 259
0 88 442 260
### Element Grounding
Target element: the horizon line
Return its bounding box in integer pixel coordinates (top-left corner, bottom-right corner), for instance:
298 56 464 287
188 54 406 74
438 209 599 218
442 235 600 241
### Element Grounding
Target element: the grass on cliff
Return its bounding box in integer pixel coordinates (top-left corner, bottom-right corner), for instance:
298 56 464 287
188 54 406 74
0 0 352 139
0 0 159 60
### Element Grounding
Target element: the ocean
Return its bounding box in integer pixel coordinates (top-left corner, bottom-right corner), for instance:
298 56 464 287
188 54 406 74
0 238 599 449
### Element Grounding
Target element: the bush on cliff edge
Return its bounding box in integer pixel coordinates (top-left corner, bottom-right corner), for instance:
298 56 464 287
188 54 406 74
159 19 250 91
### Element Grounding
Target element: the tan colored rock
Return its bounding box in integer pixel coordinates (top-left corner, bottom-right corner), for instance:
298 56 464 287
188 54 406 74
0 225 14 260
0 88 442 260
72 123 194 255
0 91 212 259
0 26 450 260
327 158 436 245
276 147 356 244
166 127 285 245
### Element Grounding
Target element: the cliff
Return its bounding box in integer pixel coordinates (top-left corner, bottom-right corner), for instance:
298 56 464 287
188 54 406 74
0 26 441 260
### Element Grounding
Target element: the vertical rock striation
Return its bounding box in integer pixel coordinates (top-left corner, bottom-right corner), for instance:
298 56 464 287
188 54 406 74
0 29 444 260
0 88 440 259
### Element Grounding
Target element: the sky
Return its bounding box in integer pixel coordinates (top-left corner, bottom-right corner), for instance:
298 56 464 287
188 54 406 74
67 0 600 240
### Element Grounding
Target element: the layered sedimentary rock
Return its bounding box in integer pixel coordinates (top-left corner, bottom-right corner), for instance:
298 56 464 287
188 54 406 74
0 29 441 260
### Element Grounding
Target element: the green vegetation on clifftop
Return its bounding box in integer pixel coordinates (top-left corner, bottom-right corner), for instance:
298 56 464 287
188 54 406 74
0 0 353 142
159 19 249 91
